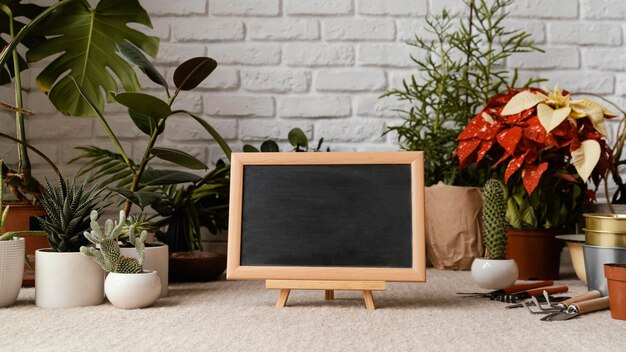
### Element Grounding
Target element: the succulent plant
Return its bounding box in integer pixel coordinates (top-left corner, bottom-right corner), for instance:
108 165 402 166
36 178 103 252
81 210 147 273
482 179 508 260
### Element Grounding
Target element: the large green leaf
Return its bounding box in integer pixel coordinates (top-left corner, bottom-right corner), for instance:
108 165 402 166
140 169 201 186
129 108 157 136
26 0 159 117
109 188 160 210
261 140 279 152
112 92 171 120
0 0 45 85
150 147 207 170
180 111 232 161
173 57 217 91
288 128 308 149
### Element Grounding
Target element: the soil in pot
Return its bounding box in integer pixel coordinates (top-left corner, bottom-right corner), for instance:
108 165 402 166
169 251 226 282
506 228 563 280
605 263 626 320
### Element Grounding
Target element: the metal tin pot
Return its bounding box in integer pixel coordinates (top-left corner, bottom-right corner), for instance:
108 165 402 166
583 244 626 296
584 228 626 247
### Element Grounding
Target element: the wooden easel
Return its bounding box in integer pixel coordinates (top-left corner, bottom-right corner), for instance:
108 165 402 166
266 280 386 310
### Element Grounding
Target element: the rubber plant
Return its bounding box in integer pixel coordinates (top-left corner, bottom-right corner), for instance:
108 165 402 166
382 0 544 187
243 128 329 153
70 42 232 248
0 0 157 203
455 86 616 229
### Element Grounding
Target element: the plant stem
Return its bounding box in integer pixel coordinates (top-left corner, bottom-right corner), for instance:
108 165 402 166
464 0 475 116
0 132 62 180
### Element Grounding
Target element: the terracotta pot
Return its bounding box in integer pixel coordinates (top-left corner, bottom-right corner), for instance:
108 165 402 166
169 251 226 282
1 203 48 287
604 264 626 320
506 228 563 280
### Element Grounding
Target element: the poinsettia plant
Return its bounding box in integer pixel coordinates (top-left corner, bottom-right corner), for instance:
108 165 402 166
455 86 615 229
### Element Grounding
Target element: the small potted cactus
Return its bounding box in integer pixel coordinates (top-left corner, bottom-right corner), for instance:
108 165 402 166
34 178 105 308
471 179 519 289
81 210 161 309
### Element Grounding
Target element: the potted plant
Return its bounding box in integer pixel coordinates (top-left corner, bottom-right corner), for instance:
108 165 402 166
471 179 518 289
68 44 232 286
455 86 616 279
382 0 544 270
81 210 161 309
34 178 106 308
0 0 157 263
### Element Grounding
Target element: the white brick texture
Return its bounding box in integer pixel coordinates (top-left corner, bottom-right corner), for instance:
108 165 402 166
10 0 625 187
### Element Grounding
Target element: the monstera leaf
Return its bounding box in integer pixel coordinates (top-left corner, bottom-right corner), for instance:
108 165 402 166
0 0 45 85
26 0 159 117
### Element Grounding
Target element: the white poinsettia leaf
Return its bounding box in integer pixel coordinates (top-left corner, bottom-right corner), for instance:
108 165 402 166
570 101 608 136
501 91 545 116
572 98 618 117
537 104 571 133
482 112 495 125
572 139 601 182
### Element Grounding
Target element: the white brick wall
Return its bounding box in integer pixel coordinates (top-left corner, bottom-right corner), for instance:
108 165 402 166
2 0 626 248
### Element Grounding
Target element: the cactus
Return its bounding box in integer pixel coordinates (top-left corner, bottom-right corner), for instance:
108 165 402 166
482 179 508 260
80 210 147 273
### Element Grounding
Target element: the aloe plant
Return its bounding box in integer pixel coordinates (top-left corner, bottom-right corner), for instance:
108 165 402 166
0 0 157 203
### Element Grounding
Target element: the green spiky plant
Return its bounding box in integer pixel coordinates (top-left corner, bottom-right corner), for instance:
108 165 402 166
81 210 146 273
482 179 508 259
36 178 103 252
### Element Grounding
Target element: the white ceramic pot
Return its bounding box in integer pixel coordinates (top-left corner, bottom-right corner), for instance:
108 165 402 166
471 258 519 289
120 243 168 297
0 238 25 308
35 249 105 308
105 270 161 309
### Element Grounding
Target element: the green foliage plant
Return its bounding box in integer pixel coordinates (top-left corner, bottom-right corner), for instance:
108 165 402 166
244 128 329 153
482 179 508 259
0 0 157 203
382 0 544 187
36 178 103 252
81 210 146 273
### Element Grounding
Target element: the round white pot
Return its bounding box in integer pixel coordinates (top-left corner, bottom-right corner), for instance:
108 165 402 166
0 238 25 308
471 258 519 290
105 270 161 309
35 249 105 308
120 243 168 297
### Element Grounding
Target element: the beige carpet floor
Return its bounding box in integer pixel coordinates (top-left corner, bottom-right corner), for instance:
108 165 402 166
1 266 625 352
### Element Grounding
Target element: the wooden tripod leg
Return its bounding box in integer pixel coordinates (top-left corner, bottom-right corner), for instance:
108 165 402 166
325 290 334 300
276 289 291 308
363 290 375 310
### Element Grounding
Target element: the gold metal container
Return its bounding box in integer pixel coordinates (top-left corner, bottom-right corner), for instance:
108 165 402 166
584 213 626 248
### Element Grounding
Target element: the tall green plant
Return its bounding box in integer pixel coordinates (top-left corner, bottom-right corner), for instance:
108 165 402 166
383 0 544 186
0 0 158 203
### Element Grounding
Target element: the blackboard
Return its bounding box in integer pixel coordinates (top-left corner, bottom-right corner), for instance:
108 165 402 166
227 152 425 282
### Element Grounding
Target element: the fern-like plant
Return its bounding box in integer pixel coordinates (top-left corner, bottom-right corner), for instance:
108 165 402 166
36 178 103 252
383 0 544 186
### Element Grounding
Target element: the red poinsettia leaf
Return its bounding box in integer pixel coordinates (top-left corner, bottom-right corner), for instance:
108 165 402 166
504 152 528 183
568 135 581 153
522 162 549 194
497 126 523 155
523 116 557 147
475 140 494 163
458 111 501 141
554 172 578 183
455 139 481 168
493 152 511 168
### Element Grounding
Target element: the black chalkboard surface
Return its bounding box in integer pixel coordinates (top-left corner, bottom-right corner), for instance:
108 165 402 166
227 152 425 282
241 164 413 268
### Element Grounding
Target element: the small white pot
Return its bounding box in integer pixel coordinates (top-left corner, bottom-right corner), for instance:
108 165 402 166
105 270 161 309
0 238 25 308
471 258 519 290
35 249 105 308
120 243 168 297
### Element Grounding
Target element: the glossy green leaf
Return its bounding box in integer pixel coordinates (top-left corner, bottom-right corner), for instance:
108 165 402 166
112 92 171 120
128 108 158 135
506 197 521 228
117 40 167 89
150 147 207 170
243 145 259 153
182 111 232 161
288 128 308 149
173 57 217 91
26 0 159 117
140 169 201 186
260 140 280 152
109 188 160 210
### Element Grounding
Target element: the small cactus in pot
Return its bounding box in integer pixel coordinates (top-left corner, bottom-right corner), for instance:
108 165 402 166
471 179 518 289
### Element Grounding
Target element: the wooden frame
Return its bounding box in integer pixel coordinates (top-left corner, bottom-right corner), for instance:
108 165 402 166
227 152 426 282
